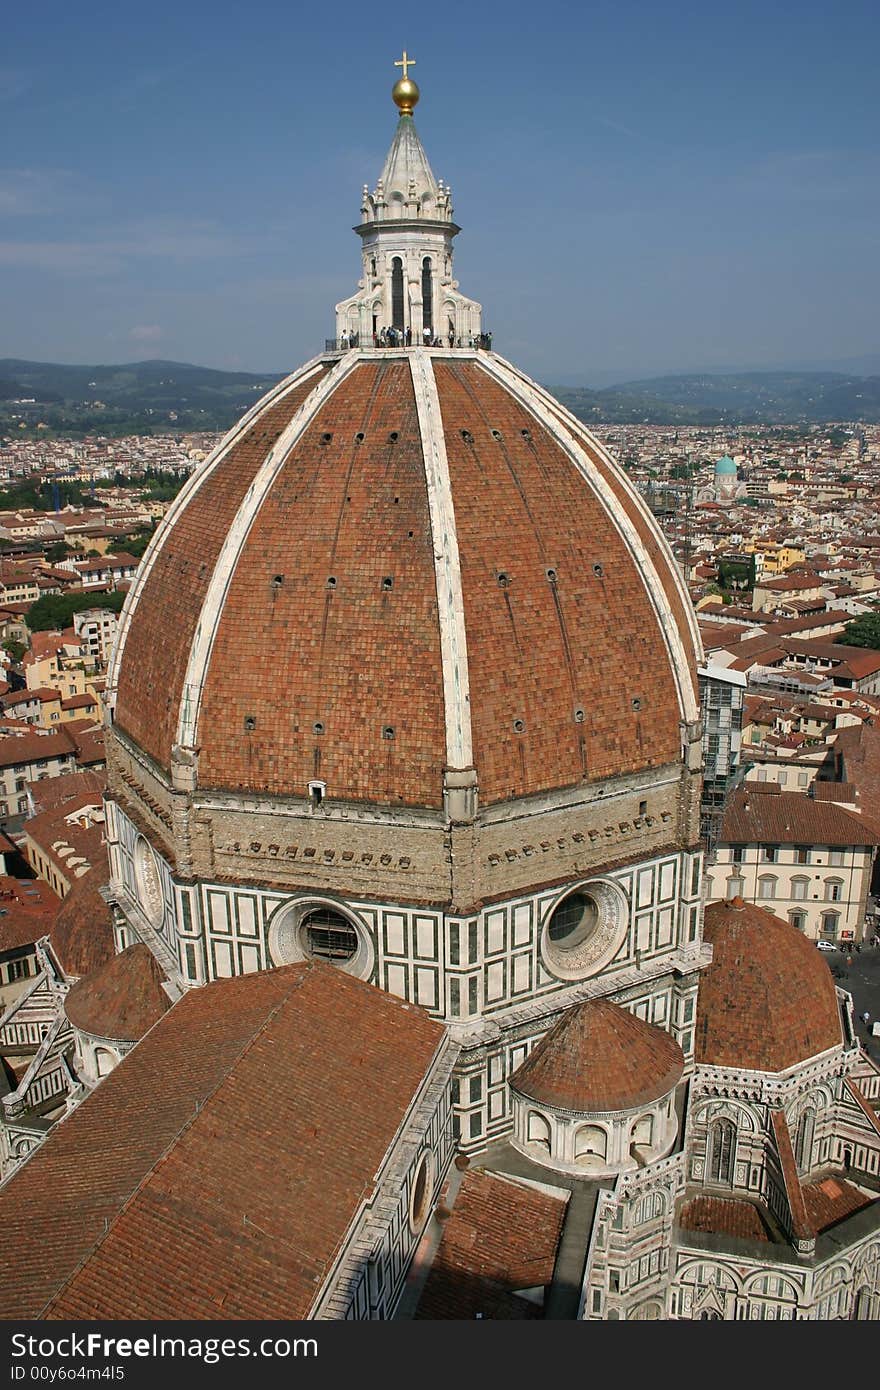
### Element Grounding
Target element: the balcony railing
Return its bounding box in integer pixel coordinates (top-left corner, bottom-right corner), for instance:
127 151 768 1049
324 333 495 352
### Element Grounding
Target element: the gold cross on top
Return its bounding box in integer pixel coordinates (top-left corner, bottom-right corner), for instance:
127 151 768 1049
394 50 416 80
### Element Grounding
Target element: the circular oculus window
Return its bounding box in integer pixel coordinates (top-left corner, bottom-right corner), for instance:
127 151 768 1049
409 1151 435 1233
133 836 164 928
540 880 628 980
268 899 373 979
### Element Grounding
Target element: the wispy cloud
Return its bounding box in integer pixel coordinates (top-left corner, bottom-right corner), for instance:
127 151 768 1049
596 115 641 140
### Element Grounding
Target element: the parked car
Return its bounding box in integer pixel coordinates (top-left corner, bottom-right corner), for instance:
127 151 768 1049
816 940 837 953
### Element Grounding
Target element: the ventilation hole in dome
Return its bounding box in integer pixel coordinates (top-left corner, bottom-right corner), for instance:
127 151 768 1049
313 721 325 735
355 431 365 443
639 800 648 816
382 725 395 740
244 715 256 733
382 576 394 590
407 530 414 538
593 562 605 578
546 567 558 582
491 428 503 440
513 719 525 733
393 496 399 504
497 571 510 587
574 706 586 723
326 576 337 590
461 429 474 444
320 432 332 445
632 697 642 712
271 574 283 589
388 430 399 442
521 428 532 441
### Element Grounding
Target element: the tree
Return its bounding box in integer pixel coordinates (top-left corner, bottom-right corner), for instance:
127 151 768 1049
839 613 880 651
118 529 155 559
2 638 26 663
25 589 126 634
45 541 70 563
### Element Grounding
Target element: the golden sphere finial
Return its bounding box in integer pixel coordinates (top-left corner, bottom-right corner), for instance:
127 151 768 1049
392 50 419 115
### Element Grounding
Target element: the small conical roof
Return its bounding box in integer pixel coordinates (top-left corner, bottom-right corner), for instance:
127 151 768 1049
65 944 171 1042
378 115 439 200
511 998 684 1113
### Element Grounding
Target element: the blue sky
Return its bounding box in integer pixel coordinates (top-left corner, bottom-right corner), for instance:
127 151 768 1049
2 0 878 384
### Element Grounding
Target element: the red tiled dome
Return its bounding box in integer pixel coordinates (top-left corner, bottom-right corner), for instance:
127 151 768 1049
110 350 699 810
697 899 842 1071
65 944 171 1042
51 871 115 979
510 998 684 1112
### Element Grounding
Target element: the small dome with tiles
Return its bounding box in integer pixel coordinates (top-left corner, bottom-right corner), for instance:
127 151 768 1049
510 998 685 1113
697 899 843 1072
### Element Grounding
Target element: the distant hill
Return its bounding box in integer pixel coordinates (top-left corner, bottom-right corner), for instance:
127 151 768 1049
0 361 280 414
2 358 879 434
551 371 880 426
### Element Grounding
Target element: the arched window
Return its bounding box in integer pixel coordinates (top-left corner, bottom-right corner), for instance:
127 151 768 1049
757 875 777 900
791 876 809 901
824 879 843 902
707 1118 736 1184
391 257 404 330
527 1112 551 1153
795 1108 815 1174
421 257 433 336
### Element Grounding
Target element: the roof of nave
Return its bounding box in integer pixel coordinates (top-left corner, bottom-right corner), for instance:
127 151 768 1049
0 960 446 1319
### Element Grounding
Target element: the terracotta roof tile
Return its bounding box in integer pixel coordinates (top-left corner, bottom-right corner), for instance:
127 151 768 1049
49 870 115 978
511 998 684 1112
678 1194 772 1243
697 900 842 1071
64 944 171 1041
113 354 697 807
115 366 330 770
0 961 445 1319
0 730 75 770
0 875 61 951
719 788 878 847
770 1109 812 1240
801 1174 873 1232
416 1170 566 1319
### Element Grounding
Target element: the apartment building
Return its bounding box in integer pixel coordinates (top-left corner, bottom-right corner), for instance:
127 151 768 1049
706 786 878 943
